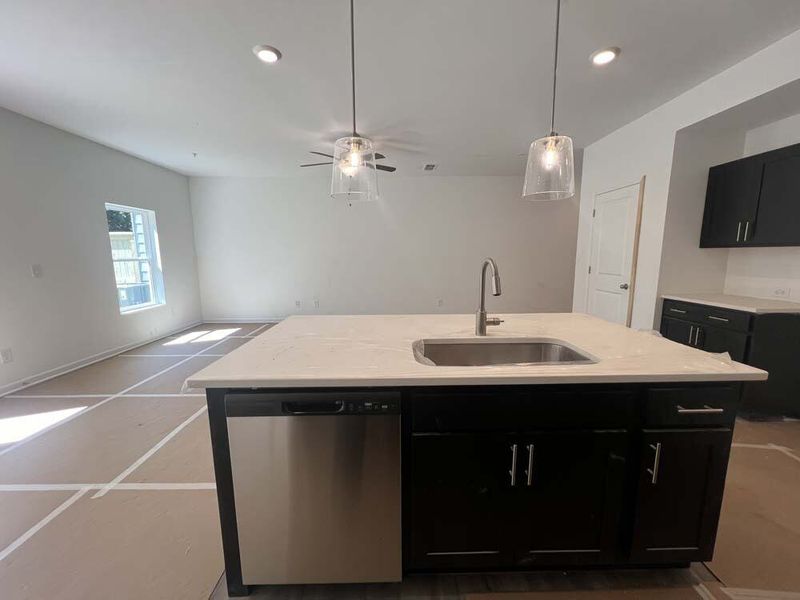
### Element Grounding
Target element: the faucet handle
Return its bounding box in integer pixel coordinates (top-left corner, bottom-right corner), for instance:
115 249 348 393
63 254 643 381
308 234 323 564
486 317 504 326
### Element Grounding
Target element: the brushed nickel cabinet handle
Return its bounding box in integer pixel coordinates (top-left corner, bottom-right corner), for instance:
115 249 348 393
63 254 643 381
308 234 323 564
509 444 518 487
744 221 750 241
688 325 694 344
677 404 724 414
525 444 535 487
694 326 701 346
736 221 742 242
708 316 729 322
669 308 687 314
647 442 662 485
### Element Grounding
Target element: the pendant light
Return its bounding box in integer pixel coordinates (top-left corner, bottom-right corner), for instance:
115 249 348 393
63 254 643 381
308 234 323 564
330 0 379 202
522 0 574 200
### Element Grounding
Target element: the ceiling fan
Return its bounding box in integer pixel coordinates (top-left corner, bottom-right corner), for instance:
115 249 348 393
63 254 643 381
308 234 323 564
300 150 396 172
300 0 396 200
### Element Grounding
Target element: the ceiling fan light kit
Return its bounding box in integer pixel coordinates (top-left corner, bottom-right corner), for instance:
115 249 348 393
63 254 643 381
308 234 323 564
523 0 575 201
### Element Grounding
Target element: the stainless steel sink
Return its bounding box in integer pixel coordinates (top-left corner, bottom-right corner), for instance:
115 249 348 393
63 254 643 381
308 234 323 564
412 338 596 367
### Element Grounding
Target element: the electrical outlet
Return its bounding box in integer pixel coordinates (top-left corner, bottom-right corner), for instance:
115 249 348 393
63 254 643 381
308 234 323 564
295 300 302 308
314 299 320 309
0 348 13 364
31 264 43 278
437 299 444 307
773 287 789 297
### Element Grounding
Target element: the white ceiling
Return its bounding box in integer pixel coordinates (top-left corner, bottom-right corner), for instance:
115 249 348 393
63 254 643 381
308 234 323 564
1 0 800 177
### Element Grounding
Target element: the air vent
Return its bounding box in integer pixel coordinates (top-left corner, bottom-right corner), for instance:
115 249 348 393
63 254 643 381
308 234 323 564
423 164 437 171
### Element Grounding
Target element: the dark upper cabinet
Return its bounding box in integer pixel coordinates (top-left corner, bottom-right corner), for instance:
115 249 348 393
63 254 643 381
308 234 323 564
630 429 732 563
750 151 800 245
514 431 628 566
700 142 800 248
700 158 762 247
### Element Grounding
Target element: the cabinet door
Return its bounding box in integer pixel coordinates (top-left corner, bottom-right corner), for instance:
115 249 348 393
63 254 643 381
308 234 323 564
514 431 628 566
660 317 696 347
751 152 800 246
700 158 762 247
631 429 732 563
696 325 748 363
409 434 518 569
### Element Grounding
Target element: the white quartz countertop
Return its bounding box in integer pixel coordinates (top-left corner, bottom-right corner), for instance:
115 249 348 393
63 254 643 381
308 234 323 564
662 293 800 314
185 313 766 389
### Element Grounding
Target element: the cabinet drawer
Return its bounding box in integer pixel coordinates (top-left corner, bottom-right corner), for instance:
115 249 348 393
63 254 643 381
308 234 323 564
662 299 702 322
644 386 739 427
696 307 751 333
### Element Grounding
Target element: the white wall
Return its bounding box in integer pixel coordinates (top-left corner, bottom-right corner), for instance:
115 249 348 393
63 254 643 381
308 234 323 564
190 175 579 320
0 107 202 393
723 113 800 301
573 29 800 329
657 129 744 300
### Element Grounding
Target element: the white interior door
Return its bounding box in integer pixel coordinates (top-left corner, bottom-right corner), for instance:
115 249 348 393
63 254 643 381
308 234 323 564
586 183 641 325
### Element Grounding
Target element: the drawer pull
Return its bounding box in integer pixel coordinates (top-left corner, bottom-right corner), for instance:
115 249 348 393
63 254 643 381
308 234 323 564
688 325 694 344
694 326 701 346
707 316 730 323
676 404 724 414
669 308 687 314
647 442 661 485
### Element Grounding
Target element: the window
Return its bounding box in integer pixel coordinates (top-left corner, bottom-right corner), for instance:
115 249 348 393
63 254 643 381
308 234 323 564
105 203 166 313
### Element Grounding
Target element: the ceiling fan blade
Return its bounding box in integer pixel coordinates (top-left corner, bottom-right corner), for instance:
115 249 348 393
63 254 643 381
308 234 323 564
309 151 334 159
374 153 386 160
375 164 397 172
300 162 333 167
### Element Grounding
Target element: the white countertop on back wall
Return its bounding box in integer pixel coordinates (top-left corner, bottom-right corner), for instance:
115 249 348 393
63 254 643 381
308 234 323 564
662 293 800 314
185 313 766 389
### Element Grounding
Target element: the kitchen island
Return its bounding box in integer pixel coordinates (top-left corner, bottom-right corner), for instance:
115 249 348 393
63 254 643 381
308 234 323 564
186 313 767 597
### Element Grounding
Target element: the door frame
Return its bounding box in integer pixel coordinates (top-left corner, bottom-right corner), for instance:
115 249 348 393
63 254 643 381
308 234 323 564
585 176 646 327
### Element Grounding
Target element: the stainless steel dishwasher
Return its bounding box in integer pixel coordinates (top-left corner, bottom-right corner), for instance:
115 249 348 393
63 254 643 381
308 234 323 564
225 391 402 585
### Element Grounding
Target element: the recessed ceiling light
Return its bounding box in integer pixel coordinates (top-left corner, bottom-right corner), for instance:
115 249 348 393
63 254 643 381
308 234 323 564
252 45 282 64
590 47 620 66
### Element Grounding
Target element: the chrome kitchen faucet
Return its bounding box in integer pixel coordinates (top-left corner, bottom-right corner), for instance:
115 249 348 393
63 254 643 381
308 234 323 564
475 257 503 336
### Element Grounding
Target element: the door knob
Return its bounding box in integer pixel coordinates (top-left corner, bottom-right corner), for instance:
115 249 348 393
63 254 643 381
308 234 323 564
619 283 629 290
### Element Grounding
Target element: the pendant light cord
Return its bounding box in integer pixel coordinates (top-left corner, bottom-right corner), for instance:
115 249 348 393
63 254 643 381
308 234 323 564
549 0 561 136
350 0 357 137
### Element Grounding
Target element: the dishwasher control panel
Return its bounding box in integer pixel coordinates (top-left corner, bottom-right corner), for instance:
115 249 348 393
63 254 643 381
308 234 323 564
345 399 400 414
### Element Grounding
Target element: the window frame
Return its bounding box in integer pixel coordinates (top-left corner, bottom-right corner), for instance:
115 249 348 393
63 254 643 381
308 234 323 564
104 202 166 314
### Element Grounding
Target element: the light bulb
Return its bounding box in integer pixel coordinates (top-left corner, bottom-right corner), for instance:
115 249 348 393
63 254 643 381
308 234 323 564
339 149 362 177
542 140 559 170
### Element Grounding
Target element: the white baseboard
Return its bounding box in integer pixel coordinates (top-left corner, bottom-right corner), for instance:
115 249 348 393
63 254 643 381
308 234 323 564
0 320 203 398
202 317 285 323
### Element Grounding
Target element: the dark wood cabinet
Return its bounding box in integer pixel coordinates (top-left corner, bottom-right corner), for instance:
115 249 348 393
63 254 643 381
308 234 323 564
660 299 800 417
698 324 748 362
514 430 628 566
700 158 762 247
630 429 732 563
751 152 800 245
409 433 518 569
660 316 695 347
700 142 800 248
405 385 741 573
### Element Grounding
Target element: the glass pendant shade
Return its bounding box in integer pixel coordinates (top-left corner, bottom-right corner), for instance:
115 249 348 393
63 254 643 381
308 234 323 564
330 136 379 202
522 134 575 200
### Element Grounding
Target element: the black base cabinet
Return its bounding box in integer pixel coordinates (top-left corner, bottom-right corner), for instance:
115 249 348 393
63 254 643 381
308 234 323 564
630 429 731 563
405 384 739 573
661 298 800 418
